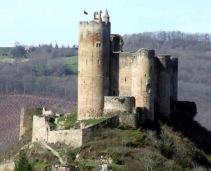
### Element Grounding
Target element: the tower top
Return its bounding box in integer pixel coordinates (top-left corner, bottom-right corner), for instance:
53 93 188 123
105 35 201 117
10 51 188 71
103 9 110 23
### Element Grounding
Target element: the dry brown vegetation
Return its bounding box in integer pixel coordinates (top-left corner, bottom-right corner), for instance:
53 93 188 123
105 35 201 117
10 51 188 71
0 95 76 154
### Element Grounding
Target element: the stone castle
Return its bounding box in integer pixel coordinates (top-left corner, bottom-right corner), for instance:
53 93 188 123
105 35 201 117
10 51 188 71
19 9 181 149
78 9 178 124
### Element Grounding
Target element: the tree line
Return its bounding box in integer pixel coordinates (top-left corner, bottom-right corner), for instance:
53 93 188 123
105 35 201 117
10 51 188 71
0 45 78 101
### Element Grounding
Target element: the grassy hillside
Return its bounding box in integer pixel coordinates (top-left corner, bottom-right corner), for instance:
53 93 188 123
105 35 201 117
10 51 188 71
1 111 211 171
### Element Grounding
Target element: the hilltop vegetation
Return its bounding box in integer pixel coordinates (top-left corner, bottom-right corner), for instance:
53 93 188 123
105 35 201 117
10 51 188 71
2 110 211 171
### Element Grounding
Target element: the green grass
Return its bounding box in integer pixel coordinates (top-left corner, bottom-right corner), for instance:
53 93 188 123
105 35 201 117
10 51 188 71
61 56 78 72
83 118 108 126
34 161 50 167
57 115 66 122
45 56 78 73
63 56 78 64
63 111 77 129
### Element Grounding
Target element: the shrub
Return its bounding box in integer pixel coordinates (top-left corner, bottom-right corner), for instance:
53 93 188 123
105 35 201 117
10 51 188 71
14 152 34 171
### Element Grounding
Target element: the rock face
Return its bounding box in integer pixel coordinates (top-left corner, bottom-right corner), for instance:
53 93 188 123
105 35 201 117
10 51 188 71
0 161 15 171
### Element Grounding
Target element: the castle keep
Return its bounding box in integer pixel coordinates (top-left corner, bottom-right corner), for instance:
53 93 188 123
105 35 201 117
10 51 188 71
78 10 178 123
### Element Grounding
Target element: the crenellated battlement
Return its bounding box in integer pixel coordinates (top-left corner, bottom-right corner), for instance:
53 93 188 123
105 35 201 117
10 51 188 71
79 21 110 27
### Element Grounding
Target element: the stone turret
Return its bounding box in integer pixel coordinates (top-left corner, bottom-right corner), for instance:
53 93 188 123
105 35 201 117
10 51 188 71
156 55 171 118
77 11 111 120
132 49 155 121
103 9 110 23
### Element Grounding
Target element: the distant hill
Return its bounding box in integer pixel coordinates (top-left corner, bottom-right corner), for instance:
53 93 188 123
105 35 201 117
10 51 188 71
0 95 76 153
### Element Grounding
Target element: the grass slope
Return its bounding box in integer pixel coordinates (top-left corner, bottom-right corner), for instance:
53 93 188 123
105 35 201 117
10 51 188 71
1 110 211 171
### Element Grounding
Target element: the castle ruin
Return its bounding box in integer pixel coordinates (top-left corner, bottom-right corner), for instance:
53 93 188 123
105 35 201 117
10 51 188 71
77 10 178 124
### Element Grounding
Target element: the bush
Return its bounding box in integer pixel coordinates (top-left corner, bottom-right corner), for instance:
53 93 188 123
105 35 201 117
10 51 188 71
14 152 34 171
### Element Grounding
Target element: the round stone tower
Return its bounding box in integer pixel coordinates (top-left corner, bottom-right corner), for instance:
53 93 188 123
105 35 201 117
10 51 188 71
157 55 171 118
132 48 155 121
78 10 110 120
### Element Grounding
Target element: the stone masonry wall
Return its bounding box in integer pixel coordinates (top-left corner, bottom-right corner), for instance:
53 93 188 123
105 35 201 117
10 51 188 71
118 113 138 128
119 52 134 96
32 115 48 142
48 129 83 148
103 96 135 115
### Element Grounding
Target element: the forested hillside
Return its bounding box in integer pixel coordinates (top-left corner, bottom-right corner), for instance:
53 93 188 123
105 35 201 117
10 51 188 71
0 45 78 101
0 31 210 130
123 31 211 129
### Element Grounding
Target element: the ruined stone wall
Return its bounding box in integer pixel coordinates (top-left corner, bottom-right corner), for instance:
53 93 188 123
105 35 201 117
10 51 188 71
32 115 121 147
78 20 110 120
118 113 138 128
19 108 41 140
32 116 83 147
132 49 155 121
157 55 171 118
103 96 135 115
32 115 48 142
119 52 134 96
48 129 83 148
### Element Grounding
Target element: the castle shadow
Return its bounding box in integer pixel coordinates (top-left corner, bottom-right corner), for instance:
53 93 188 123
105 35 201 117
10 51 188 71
152 101 211 167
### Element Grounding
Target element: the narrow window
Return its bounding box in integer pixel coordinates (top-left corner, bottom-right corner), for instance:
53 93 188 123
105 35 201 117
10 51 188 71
125 77 126 82
96 43 101 48
98 59 100 65
145 74 146 77
86 59 87 64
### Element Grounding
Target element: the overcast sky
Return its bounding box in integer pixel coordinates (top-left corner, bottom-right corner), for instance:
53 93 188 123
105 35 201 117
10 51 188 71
0 0 210 47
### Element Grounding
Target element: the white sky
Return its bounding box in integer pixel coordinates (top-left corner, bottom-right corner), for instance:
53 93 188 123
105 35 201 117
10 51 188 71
0 0 210 47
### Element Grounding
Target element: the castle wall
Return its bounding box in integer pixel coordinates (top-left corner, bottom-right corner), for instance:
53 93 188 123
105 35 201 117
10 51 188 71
119 52 134 96
19 108 25 140
48 129 83 148
78 21 110 120
154 57 158 113
170 57 178 101
109 34 122 96
103 96 135 115
19 108 38 140
118 114 138 128
157 55 171 118
32 115 83 147
132 49 154 121
32 115 48 142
